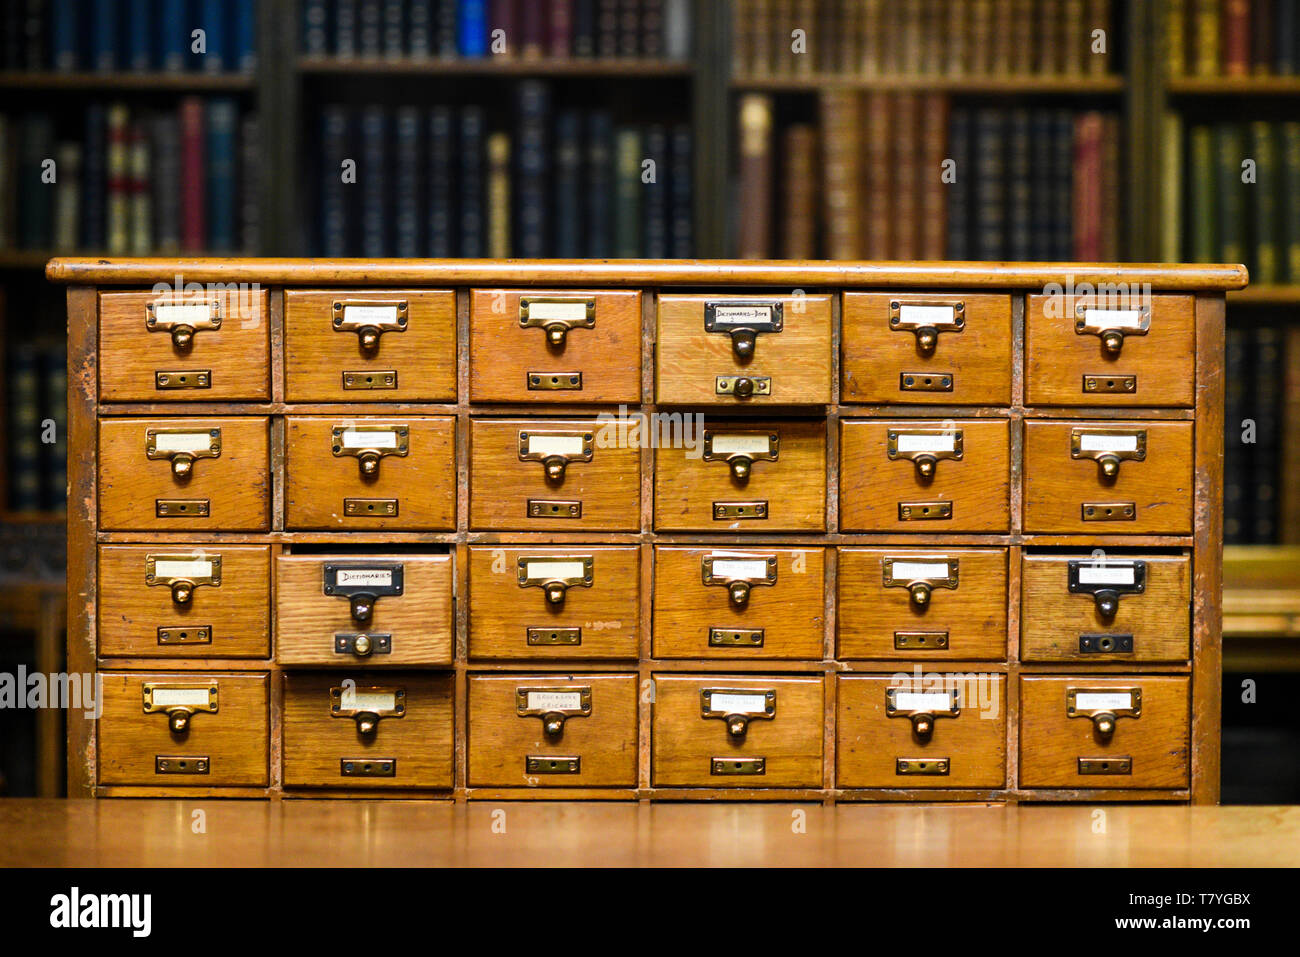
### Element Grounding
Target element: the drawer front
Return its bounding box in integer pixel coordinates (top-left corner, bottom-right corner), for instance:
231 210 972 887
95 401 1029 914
98 417 270 531
652 546 825 660
1020 553 1191 662
99 289 270 401
654 418 826 531
284 414 456 530
651 674 824 787
1026 293 1195 406
842 293 1012 405
98 544 270 658
283 289 456 402
469 288 642 403
1022 420 1193 533
469 417 640 530
837 675 1006 788
656 293 833 405
840 418 1011 532
468 545 640 660
1019 675 1190 789
276 554 454 666
837 547 1008 660
467 674 638 787
282 672 454 789
97 671 269 786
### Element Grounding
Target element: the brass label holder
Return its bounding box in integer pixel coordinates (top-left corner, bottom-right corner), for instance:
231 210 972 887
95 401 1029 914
343 370 397 390
145 427 222 479
701 553 778 607
527 627 582 646
900 372 953 392
146 298 222 350
155 370 211 390
527 756 582 775
1079 633 1134 654
156 499 209 518
145 553 222 604
142 682 219 734
894 631 950 650
155 756 209 775
1066 687 1142 739
331 424 409 478
1082 502 1137 522
1067 559 1146 618
889 299 965 354
334 632 392 658
517 429 594 482
341 758 397 777
702 430 779 481
344 498 398 517
515 686 593 736
885 686 960 741
898 501 952 521
1078 757 1133 775
882 556 959 607
331 685 406 735
517 555 594 604
519 297 596 348
323 562 405 625
1074 302 1151 355
709 627 765 647
711 757 766 776
715 375 771 398
333 299 408 355
704 300 784 360
1083 374 1137 394
157 625 211 645
700 688 776 737
1070 428 1147 479
712 501 768 520
887 428 963 480
896 757 950 776
527 371 583 391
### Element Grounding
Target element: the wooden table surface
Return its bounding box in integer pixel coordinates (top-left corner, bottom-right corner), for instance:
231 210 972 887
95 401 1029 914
2 800 1297 867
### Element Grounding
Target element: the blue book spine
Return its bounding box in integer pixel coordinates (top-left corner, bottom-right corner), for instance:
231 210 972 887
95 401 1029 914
81 103 107 248
394 106 421 257
360 106 390 256
553 110 582 258
459 106 484 256
52 0 82 70
320 106 352 256
127 0 153 70
160 0 187 70
206 98 238 251
458 0 487 56
585 109 612 258
200 0 227 71
93 0 120 71
427 106 454 257
234 0 256 71
302 0 330 55
668 122 691 258
1278 1 1298 75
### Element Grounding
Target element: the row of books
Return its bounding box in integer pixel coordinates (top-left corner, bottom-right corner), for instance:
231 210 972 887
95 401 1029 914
303 0 691 60
732 0 1114 78
1225 324 1300 545
317 89 692 258
1167 0 1300 77
2 0 257 74
1171 118 1300 283
4 337 66 513
0 99 261 255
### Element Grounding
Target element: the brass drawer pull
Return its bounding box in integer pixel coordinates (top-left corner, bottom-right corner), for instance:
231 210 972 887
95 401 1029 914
333 299 408 354
1079 633 1134 654
1066 687 1142 739
882 556 959 607
1070 428 1147 479
146 299 221 351
518 430 594 482
715 375 771 398
145 553 222 604
517 555 594 604
146 427 222 479
889 300 965 354
700 688 776 737
516 686 593 736
702 430 779 481
887 428 963 480
334 632 392 658
142 682 218 734
1074 302 1150 355
701 553 777 607
519 297 595 348
331 685 406 735
331 424 409 477
886 687 960 741
323 562 405 625
1067 559 1146 618
704 300 783 360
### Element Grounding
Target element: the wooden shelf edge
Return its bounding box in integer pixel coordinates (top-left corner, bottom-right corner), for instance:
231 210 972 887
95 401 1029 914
1167 75 1300 95
730 73 1126 94
0 70 257 91
1227 285 1300 306
297 56 694 77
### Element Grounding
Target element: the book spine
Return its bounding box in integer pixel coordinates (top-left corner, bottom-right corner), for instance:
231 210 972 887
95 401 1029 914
1223 327 1249 543
409 0 432 57
160 0 188 70
319 106 351 257
919 93 949 260
1223 0 1251 75
303 0 330 56
51 0 79 70
1281 326 1300 542
860 0 881 75
0 117 11 248
892 93 920 260
946 0 967 76
461 0 490 56
17 114 53 249
1251 120 1278 283
664 0 689 59
861 90 889 259
40 343 67 510
394 105 422 257
596 0 618 58
1214 121 1244 264
1252 327 1282 543
486 130 511 257
736 93 773 259
1071 112 1102 260
459 106 485 256
427 105 454 257
360 105 389 256
1279 0 1298 74
235 0 257 70
515 79 550 257
617 0 638 57
127 0 153 70
585 109 613 256
642 122 668 257
946 108 972 259
641 0 663 59
336 0 359 57
668 121 691 257
92 0 118 71
1193 0 1220 75
1165 0 1186 76
551 0 574 57
128 120 151 255
1007 108 1032 260
1188 123 1216 261
200 0 227 71
573 0 597 57
151 111 180 252
1061 0 1084 74
973 108 1005 260
436 0 459 57
54 141 81 251
383 0 406 58
359 0 383 57
239 112 261 253
207 98 237 252
1029 109 1055 258
520 0 545 56
1010 0 1033 75
614 126 642 256
1100 112 1121 259
780 123 817 259
490 0 517 55
1251 0 1273 73
7 344 42 512
1160 112 1184 262
106 103 130 255
1285 122 1300 280
553 109 583 257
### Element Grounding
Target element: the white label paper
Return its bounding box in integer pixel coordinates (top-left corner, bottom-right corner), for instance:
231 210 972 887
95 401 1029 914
708 692 769 714
152 431 212 454
709 434 773 455
1084 308 1144 329
334 568 394 588
153 302 212 325
893 691 954 712
149 687 212 708
527 301 589 322
152 558 214 579
524 560 587 582
710 559 770 580
341 429 399 449
1077 565 1136 586
896 433 957 453
526 691 583 711
710 304 774 325
341 689 398 712
527 434 586 457
898 304 956 326
1074 691 1133 711
342 304 399 325
1078 433 1139 452
889 560 952 581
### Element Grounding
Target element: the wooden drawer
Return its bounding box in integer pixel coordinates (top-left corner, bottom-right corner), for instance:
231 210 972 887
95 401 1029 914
1026 293 1195 407
1020 553 1191 662
651 674 824 787
99 289 270 401
283 289 456 402
837 547 1008 660
654 418 826 531
468 545 640 660
97 671 269 786
656 293 832 405
837 675 1006 788
98 416 270 531
1022 419 1193 533
98 544 270 658
467 674 638 787
284 414 456 530
469 417 640 530
652 546 825 660
1019 675 1190 789
275 553 454 666
282 672 454 789
842 293 1013 405
469 288 642 403
840 418 1011 532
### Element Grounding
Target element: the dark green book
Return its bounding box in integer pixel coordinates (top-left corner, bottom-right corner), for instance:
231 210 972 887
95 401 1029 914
1187 125 1216 263
1250 121 1279 285
1214 123 1245 266
614 126 642 258
1283 122 1300 283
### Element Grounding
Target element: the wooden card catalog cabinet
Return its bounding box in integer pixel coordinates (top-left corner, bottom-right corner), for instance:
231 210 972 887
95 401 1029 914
53 257 1235 804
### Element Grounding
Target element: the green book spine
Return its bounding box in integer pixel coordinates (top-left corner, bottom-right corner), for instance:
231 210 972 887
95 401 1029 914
614 127 642 258
1160 112 1182 262
1214 123 1244 265
1188 125 1216 263
1284 122 1300 282
1250 121 1279 285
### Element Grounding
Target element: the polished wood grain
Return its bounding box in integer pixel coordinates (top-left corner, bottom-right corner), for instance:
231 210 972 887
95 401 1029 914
1026 293 1196 407
655 293 833 405
275 554 454 666
469 288 642 403
469 417 641 530
97 671 269 786
98 416 271 531
98 288 271 401
653 418 827 531
282 671 454 789
468 545 640 660
284 414 456 530
466 673 638 787
283 289 456 401
1019 675 1190 789
842 293 1013 405
840 418 1011 532
837 547 1008 660
1020 553 1191 662
837 675 1007 788
651 674 825 787
98 544 271 658
1022 419 1194 533
652 546 825 659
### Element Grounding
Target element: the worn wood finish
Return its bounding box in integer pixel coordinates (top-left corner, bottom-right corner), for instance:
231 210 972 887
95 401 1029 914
281 671 454 788
466 673 638 787
98 544 271 658
98 288 271 401
283 289 457 401
1018 675 1190 789
653 418 827 531
97 671 269 786
656 293 833 405
284 414 457 529
652 546 826 659
98 416 271 531
1022 419 1194 533
468 545 640 660
469 288 642 403
837 547 1009 660
1020 553 1192 662
842 293 1013 405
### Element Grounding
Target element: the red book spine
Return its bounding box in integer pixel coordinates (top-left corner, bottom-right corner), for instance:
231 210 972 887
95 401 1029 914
549 1 572 57
1223 0 1251 75
180 97 206 252
521 0 547 56
490 0 518 56
1072 112 1103 260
